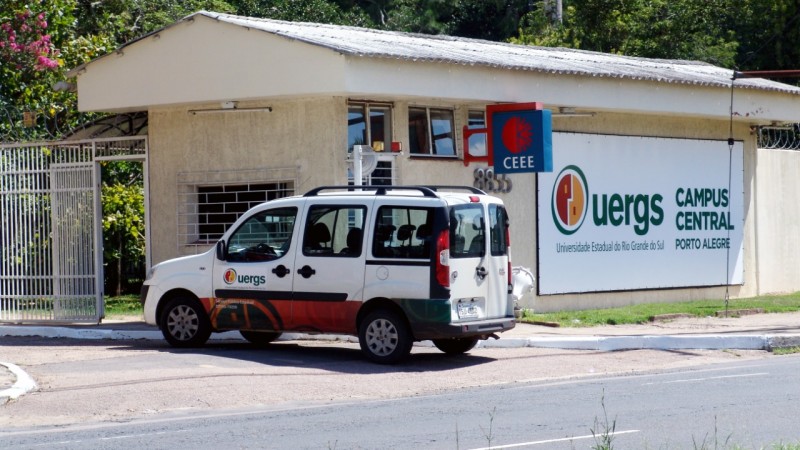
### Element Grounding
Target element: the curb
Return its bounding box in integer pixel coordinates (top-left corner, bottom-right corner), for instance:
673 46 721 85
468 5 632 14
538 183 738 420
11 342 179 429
0 362 37 404
4 325 800 351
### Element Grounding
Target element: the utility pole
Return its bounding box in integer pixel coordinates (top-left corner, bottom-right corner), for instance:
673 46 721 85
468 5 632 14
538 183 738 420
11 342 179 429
544 0 563 25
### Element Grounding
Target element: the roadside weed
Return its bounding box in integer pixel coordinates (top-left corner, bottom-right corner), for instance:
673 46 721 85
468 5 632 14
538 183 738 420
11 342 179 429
480 406 497 448
590 390 616 450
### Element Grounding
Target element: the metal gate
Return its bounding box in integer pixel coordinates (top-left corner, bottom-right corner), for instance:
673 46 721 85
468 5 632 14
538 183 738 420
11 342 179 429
51 162 99 320
0 137 147 323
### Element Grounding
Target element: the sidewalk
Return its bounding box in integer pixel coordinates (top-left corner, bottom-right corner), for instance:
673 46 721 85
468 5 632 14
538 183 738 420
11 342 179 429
3 311 800 403
3 310 800 349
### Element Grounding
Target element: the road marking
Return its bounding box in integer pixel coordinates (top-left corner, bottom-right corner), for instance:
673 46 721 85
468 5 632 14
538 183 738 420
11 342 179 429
642 372 769 385
468 429 640 449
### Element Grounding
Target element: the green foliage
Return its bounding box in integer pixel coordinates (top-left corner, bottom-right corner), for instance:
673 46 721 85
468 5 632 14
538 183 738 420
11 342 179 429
449 0 531 41
101 161 145 296
0 0 79 139
515 0 739 67
74 0 236 44
230 0 372 26
104 294 143 317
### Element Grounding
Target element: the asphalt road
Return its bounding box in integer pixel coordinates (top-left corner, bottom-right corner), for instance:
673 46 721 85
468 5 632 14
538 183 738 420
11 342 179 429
0 336 796 449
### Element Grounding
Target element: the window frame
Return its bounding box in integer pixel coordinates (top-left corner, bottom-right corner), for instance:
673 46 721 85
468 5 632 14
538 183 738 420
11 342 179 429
371 205 435 260
408 106 458 159
466 109 487 159
302 204 368 257
347 101 397 185
225 207 298 263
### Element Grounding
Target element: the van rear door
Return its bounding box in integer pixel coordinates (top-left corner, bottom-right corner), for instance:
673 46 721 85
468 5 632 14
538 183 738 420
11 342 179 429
447 201 511 321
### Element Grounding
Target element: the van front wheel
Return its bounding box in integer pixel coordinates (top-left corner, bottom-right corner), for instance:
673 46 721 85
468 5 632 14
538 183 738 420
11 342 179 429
160 297 211 348
433 337 479 355
359 310 412 364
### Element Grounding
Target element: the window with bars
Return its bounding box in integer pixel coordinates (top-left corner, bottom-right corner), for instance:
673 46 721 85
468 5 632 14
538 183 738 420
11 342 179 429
180 182 294 248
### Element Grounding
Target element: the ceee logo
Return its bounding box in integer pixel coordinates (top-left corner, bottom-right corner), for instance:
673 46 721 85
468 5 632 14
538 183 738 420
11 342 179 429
551 165 589 235
487 104 552 174
501 117 534 155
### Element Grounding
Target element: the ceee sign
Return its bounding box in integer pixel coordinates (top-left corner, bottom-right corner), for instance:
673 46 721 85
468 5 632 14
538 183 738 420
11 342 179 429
487 102 553 174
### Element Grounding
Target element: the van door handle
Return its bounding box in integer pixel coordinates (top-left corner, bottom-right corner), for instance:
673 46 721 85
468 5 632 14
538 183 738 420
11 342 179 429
272 265 290 278
476 266 487 279
297 265 316 279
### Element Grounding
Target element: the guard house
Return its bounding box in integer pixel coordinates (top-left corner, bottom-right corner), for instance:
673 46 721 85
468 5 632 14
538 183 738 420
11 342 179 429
68 11 800 312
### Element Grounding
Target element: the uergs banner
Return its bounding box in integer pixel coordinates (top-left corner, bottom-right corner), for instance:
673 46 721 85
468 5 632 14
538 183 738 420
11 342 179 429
537 133 744 295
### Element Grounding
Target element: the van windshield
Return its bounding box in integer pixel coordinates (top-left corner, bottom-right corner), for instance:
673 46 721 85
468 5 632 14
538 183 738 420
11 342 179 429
449 204 485 258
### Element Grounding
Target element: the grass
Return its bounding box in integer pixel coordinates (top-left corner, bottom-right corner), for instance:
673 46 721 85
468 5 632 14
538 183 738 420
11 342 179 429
104 294 143 318
520 292 800 327
106 291 800 325
772 346 800 356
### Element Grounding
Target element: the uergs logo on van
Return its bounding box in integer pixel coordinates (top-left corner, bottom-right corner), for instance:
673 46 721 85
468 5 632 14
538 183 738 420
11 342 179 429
223 268 267 287
223 268 237 285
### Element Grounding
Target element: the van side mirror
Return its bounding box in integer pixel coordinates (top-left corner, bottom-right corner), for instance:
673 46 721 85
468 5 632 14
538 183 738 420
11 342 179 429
216 240 227 261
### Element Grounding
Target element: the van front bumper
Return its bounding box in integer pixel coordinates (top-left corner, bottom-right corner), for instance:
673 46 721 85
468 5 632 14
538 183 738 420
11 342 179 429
411 317 516 341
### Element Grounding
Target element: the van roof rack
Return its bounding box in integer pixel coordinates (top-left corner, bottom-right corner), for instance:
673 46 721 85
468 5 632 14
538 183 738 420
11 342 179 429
417 185 487 195
303 185 439 198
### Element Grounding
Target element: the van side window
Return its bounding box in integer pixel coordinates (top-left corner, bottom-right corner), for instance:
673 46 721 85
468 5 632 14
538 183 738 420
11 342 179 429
303 205 367 257
226 207 297 262
372 206 434 259
450 204 485 258
489 204 509 256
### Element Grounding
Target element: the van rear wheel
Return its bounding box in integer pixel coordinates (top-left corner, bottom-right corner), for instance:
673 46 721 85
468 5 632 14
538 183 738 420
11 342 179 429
240 330 282 347
160 297 211 348
433 337 479 355
359 310 412 364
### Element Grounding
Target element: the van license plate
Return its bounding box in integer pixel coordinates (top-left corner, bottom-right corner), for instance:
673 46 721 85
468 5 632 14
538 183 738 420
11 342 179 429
457 303 479 319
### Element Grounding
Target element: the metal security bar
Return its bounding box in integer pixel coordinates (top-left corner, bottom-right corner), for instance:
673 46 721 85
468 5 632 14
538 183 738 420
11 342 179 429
0 143 95 322
757 125 800 150
0 137 147 323
177 167 297 256
51 162 97 321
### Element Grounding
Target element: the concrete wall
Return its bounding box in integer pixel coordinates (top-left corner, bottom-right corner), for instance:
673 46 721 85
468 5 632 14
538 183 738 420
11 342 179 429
145 96 797 312
754 148 800 295
147 97 346 264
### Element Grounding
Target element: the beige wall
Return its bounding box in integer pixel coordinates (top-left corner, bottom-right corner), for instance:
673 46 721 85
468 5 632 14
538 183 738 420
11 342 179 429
147 97 346 264
145 96 796 312
754 148 800 294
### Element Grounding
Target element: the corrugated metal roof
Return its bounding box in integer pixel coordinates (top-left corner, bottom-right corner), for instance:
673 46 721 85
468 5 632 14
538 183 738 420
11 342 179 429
198 11 800 95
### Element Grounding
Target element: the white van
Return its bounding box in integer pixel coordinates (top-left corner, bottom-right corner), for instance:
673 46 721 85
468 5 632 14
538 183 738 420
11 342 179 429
141 186 515 363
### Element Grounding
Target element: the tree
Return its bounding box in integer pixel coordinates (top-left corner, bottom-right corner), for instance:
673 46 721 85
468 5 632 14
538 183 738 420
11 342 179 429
229 0 372 26
101 161 145 296
448 0 532 41
514 0 739 67
74 0 237 45
733 0 800 71
0 0 77 140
